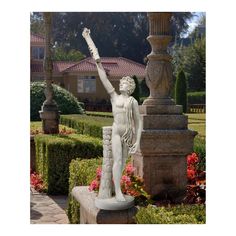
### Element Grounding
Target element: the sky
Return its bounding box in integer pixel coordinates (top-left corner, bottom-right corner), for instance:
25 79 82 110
183 12 206 37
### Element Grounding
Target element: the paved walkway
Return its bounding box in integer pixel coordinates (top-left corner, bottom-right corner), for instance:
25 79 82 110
30 188 69 224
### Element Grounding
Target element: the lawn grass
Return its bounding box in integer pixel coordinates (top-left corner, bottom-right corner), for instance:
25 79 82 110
185 113 206 138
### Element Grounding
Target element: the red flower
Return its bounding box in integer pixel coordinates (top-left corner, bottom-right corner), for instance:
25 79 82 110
125 163 135 176
187 168 196 181
88 179 99 191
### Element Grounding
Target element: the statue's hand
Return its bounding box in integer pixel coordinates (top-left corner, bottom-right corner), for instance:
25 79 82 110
129 142 139 154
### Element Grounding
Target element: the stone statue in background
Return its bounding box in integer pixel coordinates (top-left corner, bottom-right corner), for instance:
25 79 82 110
82 28 142 209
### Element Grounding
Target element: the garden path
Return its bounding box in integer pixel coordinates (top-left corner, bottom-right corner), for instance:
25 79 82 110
30 188 69 224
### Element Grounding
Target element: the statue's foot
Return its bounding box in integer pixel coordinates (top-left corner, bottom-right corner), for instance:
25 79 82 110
115 192 126 202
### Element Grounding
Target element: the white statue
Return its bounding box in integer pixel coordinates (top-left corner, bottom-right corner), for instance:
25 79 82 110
82 28 142 207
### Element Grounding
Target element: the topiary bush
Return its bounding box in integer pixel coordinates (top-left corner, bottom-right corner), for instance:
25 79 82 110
132 75 140 104
175 70 187 113
30 82 84 121
135 204 205 224
34 133 102 194
67 158 102 224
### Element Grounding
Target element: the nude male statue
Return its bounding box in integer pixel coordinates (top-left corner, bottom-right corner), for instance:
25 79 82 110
82 28 142 201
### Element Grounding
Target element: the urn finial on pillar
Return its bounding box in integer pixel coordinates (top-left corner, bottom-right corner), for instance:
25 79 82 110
143 12 174 105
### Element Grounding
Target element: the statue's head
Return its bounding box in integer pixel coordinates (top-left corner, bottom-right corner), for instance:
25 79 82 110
119 76 136 95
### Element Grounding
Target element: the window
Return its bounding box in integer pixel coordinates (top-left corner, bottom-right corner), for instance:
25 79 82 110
32 47 44 59
77 76 96 93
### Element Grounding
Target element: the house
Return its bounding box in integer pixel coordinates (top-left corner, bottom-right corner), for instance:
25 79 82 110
31 33 146 105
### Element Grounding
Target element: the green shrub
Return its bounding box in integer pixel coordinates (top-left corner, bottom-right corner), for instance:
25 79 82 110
132 75 140 104
67 158 102 224
194 136 206 171
187 91 205 104
135 204 205 224
175 70 187 113
60 114 113 139
34 133 102 195
30 82 84 121
86 111 113 118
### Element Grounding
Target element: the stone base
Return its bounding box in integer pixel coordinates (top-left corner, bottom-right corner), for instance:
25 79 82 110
39 103 60 134
95 195 134 210
72 186 137 224
132 129 197 201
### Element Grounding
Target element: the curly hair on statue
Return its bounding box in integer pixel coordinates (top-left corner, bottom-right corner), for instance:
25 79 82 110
120 76 136 95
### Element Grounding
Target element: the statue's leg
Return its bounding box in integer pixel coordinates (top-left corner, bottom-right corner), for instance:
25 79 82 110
112 133 126 201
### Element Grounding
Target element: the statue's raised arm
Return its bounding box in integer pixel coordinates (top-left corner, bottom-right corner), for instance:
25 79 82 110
82 28 115 96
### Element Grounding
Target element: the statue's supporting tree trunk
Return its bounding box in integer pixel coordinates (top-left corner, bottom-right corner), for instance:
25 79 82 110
39 12 59 134
132 12 197 202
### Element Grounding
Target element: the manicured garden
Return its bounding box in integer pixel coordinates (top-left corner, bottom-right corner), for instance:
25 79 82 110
30 111 206 224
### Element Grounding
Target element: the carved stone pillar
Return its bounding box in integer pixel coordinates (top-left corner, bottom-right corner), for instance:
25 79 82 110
143 12 174 105
97 126 113 199
39 12 59 134
132 13 197 202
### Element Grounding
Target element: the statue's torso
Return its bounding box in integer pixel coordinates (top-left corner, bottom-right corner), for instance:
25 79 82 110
111 95 130 136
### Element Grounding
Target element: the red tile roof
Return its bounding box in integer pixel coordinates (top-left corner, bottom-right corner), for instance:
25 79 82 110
31 61 77 73
31 57 145 78
64 57 145 77
31 33 45 43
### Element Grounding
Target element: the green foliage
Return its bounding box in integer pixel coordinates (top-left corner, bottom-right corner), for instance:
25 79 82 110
171 33 205 92
140 79 149 98
30 82 84 121
31 12 193 64
194 136 206 171
131 75 140 104
53 46 85 61
85 111 113 118
34 133 102 194
175 70 187 112
135 204 205 224
60 114 113 139
67 158 102 223
188 91 205 104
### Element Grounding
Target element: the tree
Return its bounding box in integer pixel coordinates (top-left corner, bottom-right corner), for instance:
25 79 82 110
183 36 205 91
31 12 194 64
175 70 187 113
53 46 85 61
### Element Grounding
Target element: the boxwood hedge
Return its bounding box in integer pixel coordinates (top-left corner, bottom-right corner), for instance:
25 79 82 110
60 114 113 139
34 133 102 195
135 204 206 224
67 158 102 224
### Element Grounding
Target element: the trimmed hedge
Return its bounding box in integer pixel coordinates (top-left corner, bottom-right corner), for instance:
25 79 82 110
30 82 84 121
187 91 205 105
135 204 205 224
86 111 113 118
60 114 113 139
34 133 102 194
175 70 187 113
67 158 102 224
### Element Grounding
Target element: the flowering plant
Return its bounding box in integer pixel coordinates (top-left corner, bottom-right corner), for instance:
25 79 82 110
89 162 150 203
185 152 206 204
30 169 46 192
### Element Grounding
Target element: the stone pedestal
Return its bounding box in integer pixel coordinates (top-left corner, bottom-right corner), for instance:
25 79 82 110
132 13 197 202
39 103 60 134
133 105 197 201
72 186 137 224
